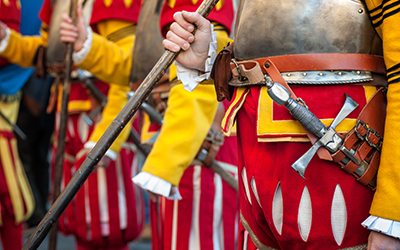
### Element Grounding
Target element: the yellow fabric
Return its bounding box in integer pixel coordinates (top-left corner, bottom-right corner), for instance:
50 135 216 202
0 25 47 67
370 83 400 220
0 100 34 224
77 21 135 86
87 20 135 153
256 86 377 141
140 29 231 185
142 84 218 185
140 114 158 142
221 87 249 136
363 0 400 221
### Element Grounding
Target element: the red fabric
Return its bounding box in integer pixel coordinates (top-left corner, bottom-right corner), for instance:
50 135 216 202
0 210 22 250
273 85 368 121
39 0 52 25
0 132 23 250
90 0 142 25
55 114 144 248
151 136 239 250
0 0 21 67
236 86 373 249
160 0 234 36
69 80 110 104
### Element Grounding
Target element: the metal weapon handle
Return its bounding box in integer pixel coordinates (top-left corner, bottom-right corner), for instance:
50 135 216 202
23 1 221 249
267 82 327 138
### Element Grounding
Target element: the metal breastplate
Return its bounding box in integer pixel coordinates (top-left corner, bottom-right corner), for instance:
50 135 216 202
233 0 383 60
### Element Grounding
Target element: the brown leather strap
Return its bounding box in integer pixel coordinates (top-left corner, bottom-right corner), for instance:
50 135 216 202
231 53 386 77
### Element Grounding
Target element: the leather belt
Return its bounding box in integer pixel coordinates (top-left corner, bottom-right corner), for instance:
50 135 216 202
231 53 386 80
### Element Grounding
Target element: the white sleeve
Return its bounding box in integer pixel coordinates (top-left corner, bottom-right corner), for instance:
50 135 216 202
175 24 217 92
132 172 182 200
72 27 93 64
0 28 11 53
362 216 400 239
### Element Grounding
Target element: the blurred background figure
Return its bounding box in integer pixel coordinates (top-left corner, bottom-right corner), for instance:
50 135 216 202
16 0 55 228
0 0 35 249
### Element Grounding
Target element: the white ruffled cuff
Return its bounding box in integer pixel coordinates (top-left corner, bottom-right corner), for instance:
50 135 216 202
0 27 11 53
84 141 117 160
132 172 182 200
73 27 93 64
362 216 400 239
175 24 217 92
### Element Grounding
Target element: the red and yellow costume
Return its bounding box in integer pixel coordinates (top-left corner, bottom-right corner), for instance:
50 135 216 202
145 1 238 249
1 0 144 249
0 1 35 249
218 1 400 249
73 0 239 249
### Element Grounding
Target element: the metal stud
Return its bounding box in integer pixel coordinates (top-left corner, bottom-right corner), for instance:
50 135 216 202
302 72 307 76
358 9 364 14
286 73 292 77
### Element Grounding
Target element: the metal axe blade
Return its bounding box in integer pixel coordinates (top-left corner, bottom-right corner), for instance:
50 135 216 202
291 95 359 177
292 141 321 178
330 95 359 129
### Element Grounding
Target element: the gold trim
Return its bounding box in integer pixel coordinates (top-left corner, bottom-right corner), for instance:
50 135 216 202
240 212 276 250
12 139 34 221
340 244 367 250
257 85 377 138
0 137 24 223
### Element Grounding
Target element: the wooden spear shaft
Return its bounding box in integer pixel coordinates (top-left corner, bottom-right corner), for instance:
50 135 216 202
47 1 79 250
23 0 221 249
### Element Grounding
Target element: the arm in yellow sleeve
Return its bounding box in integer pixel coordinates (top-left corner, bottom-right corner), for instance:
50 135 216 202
365 0 400 221
142 83 218 186
86 20 135 153
0 25 47 67
76 20 134 86
140 28 232 186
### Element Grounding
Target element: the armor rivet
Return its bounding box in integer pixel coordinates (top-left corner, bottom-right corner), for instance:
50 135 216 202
302 72 307 76
338 72 343 76
358 9 364 14
356 71 361 75
287 73 292 77
318 72 324 76
264 62 270 68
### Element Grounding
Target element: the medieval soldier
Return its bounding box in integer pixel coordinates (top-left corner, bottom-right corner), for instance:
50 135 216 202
160 1 400 249
60 0 400 249
60 0 240 249
0 0 145 249
0 0 35 249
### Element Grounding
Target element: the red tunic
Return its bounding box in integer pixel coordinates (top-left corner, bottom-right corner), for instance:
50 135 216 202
90 0 141 25
0 0 21 67
160 0 234 35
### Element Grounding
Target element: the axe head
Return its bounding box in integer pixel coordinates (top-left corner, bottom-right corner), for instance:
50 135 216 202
130 0 166 83
291 94 359 177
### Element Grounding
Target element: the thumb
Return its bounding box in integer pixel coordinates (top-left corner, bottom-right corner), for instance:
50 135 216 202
181 11 210 32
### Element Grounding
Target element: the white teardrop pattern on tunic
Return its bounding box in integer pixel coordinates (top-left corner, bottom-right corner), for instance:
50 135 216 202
331 184 347 246
298 186 312 242
251 177 262 208
272 182 283 235
241 167 252 205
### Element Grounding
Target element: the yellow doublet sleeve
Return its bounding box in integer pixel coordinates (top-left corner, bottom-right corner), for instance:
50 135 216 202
142 84 218 186
87 20 134 153
365 0 400 221
141 29 231 185
76 20 134 86
0 25 47 67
